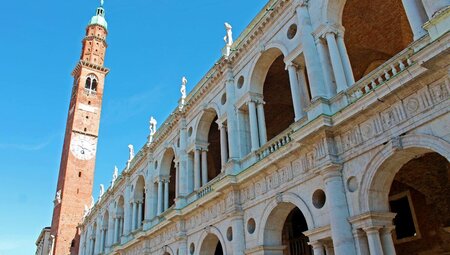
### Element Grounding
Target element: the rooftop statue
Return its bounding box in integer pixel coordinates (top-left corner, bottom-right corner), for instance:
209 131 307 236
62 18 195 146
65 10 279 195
99 184 105 200
111 166 118 187
128 144 135 161
223 22 233 58
179 77 188 111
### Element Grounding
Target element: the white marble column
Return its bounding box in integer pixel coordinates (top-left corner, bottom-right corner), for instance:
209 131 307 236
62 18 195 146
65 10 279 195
316 38 335 98
201 149 208 185
164 179 169 210
380 227 396 255
247 101 260 151
224 64 239 160
99 229 104 253
113 218 118 243
157 180 163 215
353 228 370 255
336 33 355 86
131 202 137 231
325 32 348 93
322 167 356 255
324 242 335 255
137 202 143 228
363 227 384 255
118 217 123 239
295 1 326 98
231 216 245 255
175 162 180 198
256 102 267 145
286 63 304 121
309 241 325 255
401 0 428 40
194 149 201 190
220 123 228 168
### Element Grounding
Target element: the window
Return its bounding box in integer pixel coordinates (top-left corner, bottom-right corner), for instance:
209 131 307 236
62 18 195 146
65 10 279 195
389 191 421 243
85 74 98 94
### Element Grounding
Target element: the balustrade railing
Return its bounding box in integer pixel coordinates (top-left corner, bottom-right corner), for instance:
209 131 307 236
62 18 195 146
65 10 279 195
257 128 293 160
346 48 413 103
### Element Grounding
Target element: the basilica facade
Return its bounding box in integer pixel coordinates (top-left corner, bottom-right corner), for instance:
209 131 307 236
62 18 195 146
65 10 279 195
40 0 450 254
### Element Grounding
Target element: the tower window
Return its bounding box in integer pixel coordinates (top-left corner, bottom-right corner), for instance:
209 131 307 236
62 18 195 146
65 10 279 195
85 74 98 94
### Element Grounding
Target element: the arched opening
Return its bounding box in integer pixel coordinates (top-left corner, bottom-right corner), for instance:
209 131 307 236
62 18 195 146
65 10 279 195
101 211 109 252
161 148 176 209
263 202 312 254
387 152 450 254
342 0 414 81
199 233 224 255
134 176 145 229
195 109 222 188
116 196 124 243
85 77 91 89
263 55 295 141
91 79 98 92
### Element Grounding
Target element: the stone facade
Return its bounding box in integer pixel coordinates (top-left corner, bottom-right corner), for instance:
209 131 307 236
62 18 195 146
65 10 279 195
75 0 449 255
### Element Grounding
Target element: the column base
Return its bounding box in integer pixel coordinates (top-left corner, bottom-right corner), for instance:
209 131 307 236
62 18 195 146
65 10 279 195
224 159 241 175
246 245 286 255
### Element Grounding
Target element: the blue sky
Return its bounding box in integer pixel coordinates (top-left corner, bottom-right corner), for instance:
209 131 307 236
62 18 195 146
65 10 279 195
0 0 267 254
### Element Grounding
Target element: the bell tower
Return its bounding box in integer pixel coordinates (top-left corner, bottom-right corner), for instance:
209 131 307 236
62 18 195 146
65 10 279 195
48 2 109 255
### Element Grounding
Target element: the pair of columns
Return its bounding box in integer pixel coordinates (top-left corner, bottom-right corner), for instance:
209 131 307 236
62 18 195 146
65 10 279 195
309 240 335 255
248 99 267 152
112 216 123 244
157 178 170 215
353 226 396 255
97 228 107 254
316 30 354 94
130 200 143 231
286 62 310 121
194 148 209 190
87 236 96 255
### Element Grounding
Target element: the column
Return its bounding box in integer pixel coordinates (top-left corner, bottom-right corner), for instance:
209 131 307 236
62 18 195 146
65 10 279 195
225 64 239 160
380 227 396 255
336 33 355 86
99 229 104 253
118 217 123 239
324 242 335 255
295 1 326 98
231 216 245 255
194 149 201 190
131 202 137 231
148 183 157 220
353 228 370 255
256 102 267 145
286 63 304 121
137 202 143 228
248 101 260 151
316 38 335 98
113 218 118 243
322 167 356 255
164 179 169 210
201 149 208 185
175 162 180 198
309 241 325 255
325 32 348 93
157 180 163 215
401 0 428 40
220 124 229 168
363 227 384 255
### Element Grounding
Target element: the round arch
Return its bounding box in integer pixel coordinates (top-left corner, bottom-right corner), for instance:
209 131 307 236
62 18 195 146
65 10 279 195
359 134 450 213
257 192 315 246
133 175 146 200
194 107 220 144
197 227 227 255
159 148 176 176
248 47 286 94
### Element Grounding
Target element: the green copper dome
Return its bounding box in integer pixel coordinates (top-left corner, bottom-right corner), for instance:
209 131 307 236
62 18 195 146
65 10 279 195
89 6 108 30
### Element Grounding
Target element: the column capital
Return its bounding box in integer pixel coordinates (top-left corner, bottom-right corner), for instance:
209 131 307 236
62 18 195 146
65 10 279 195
293 0 309 8
363 226 382 234
308 240 324 249
285 61 299 70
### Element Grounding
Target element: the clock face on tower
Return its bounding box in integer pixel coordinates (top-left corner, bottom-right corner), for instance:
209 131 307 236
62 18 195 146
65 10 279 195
70 133 97 160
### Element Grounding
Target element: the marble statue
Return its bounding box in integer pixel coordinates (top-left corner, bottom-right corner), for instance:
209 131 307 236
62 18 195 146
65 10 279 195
148 117 157 144
90 196 95 209
100 0 104 6
224 22 233 46
224 22 233 58
83 205 89 217
128 144 135 161
99 184 105 199
179 77 188 111
112 166 118 187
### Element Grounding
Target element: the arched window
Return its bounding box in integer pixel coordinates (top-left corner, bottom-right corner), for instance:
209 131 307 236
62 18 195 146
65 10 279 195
85 74 98 94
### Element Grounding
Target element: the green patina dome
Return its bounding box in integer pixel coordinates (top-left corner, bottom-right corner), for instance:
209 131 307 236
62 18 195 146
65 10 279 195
89 6 108 29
